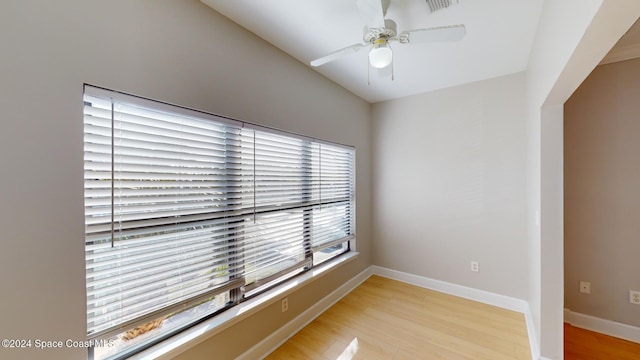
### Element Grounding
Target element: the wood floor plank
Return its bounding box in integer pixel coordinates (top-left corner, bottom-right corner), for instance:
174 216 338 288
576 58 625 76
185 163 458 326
564 323 640 360
381 293 530 349
360 306 518 360
265 276 532 359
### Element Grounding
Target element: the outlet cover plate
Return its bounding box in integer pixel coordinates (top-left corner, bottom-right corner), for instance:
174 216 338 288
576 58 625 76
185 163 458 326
579 281 591 294
470 261 479 272
630 290 640 304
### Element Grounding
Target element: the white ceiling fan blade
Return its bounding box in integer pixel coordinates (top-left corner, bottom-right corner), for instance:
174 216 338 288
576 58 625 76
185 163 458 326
356 0 385 29
399 24 466 44
310 43 366 67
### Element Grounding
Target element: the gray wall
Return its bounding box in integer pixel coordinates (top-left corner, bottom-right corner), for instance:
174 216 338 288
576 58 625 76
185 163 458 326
371 73 529 300
0 1 371 359
565 58 640 327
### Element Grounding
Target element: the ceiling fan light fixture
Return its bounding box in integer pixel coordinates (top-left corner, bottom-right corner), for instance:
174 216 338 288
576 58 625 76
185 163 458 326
369 39 392 68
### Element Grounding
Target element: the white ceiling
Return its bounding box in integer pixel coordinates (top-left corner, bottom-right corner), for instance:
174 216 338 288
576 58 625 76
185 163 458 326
202 0 545 103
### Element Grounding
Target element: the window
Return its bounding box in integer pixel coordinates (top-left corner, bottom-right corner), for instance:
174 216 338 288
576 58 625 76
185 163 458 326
83 85 355 359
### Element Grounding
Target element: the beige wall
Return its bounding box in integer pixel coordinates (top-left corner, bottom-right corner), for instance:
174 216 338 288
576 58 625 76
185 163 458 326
0 1 371 359
564 58 640 327
371 73 529 300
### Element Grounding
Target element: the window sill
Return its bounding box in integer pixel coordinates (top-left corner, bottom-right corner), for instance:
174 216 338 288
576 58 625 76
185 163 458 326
128 251 359 360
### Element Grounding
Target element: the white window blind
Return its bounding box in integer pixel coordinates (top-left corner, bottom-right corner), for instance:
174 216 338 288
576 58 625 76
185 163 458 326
83 85 354 342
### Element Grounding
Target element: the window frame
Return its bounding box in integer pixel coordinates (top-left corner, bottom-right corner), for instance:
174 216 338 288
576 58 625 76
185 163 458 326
82 84 355 359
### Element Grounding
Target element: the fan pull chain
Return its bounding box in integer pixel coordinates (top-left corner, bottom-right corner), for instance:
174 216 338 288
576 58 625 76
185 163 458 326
391 60 395 81
367 61 371 86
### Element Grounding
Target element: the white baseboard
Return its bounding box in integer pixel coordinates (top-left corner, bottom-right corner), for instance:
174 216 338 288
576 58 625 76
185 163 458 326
237 266 373 360
564 308 640 343
524 304 541 360
371 266 540 360
371 266 528 312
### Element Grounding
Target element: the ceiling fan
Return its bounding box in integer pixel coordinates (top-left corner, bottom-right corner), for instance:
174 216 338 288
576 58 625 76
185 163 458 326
310 0 466 73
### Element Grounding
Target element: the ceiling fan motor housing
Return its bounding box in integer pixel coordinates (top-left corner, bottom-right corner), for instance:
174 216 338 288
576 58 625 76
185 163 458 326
363 19 397 43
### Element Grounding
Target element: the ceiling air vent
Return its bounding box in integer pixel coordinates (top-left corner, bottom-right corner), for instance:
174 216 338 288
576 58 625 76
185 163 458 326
426 0 458 12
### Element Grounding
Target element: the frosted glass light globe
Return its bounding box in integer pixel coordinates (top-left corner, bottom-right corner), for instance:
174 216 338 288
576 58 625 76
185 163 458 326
369 43 392 69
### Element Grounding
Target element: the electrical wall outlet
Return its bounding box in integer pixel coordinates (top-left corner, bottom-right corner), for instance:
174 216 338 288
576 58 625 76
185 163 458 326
630 290 640 305
281 297 289 312
579 281 591 294
470 261 479 272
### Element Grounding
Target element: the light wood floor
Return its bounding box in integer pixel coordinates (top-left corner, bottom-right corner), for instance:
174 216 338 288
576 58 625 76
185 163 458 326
266 275 531 359
564 323 640 360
